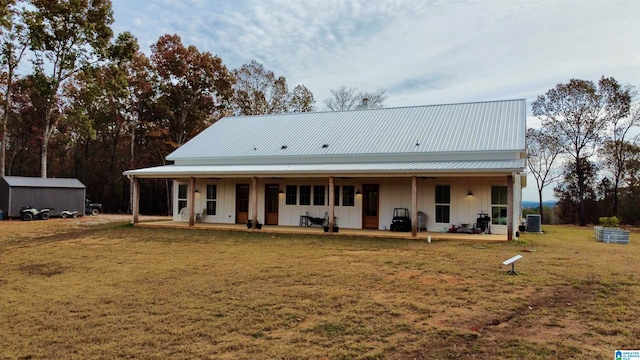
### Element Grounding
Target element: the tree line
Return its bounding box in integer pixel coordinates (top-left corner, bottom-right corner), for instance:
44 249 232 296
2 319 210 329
1 0 388 214
0 0 317 214
8 1 631 225
528 77 640 226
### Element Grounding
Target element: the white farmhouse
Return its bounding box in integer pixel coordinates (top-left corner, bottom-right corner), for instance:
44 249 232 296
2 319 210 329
124 99 526 240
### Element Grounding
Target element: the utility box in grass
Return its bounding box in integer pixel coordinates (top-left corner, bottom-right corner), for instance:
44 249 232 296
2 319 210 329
594 226 629 244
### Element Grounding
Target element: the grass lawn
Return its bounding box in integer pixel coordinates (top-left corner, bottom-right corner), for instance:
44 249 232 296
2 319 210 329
1 217 639 359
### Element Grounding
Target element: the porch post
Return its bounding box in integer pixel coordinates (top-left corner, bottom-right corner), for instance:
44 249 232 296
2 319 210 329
132 176 139 224
328 176 335 233
188 177 196 227
251 177 258 229
507 175 514 241
411 176 418 237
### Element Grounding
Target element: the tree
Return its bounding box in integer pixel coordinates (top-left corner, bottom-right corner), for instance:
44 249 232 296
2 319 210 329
150 34 234 214
289 84 315 112
532 77 631 226
0 0 29 176
620 142 640 225
232 60 290 115
526 127 563 223
598 86 640 215
323 85 387 110
554 157 599 224
598 139 638 216
24 0 114 178
150 34 234 148
62 32 139 209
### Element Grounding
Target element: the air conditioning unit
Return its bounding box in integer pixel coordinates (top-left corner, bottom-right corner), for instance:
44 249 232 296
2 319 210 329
526 214 541 233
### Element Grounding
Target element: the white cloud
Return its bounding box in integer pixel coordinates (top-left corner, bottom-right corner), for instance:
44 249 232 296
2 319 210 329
111 0 640 200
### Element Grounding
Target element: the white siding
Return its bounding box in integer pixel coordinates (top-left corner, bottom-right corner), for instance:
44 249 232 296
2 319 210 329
172 177 516 235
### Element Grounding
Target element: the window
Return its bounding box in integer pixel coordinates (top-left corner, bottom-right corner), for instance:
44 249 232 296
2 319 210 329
300 185 311 205
206 184 217 215
334 186 340 206
285 185 297 205
177 184 188 211
491 186 508 225
314 185 325 206
342 185 355 206
435 185 450 223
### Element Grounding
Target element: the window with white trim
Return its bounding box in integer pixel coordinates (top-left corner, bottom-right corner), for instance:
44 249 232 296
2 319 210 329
342 185 355 206
206 184 217 215
300 185 311 205
435 185 450 223
177 184 188 211
285 185 297 205
491 186 508 225
313 185 325 206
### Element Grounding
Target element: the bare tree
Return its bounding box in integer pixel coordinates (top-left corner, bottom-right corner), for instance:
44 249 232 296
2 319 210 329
526 127 563 223
323 86 387 111
359 88 387 108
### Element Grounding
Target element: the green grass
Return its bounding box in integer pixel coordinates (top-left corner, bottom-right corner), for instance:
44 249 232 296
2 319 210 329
0 219 638 359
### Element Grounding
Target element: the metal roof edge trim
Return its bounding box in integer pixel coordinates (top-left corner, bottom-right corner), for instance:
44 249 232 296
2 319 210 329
170 150 525 166
123 161 525 179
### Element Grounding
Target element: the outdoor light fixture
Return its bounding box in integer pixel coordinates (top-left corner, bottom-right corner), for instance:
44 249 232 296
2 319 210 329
467 190 473 196
356 189 362 195
278 189 284 194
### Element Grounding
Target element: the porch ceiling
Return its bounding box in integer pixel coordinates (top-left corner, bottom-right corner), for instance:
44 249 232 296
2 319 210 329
124 159 524 179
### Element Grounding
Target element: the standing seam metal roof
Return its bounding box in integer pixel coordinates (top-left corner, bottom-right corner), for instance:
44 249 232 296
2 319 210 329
2 176 86 188
167 99 526 161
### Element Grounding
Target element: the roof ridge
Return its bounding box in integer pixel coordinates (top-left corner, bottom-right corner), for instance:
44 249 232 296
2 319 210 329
226 98 527 120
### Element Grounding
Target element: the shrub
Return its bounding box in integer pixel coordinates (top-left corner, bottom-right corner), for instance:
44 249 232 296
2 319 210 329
599 216 619 228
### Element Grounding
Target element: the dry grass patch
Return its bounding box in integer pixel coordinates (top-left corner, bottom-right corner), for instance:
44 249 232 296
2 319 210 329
1 219 639 359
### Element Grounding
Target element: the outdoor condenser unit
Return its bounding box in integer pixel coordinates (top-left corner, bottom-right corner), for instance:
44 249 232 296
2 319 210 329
526 214 541 233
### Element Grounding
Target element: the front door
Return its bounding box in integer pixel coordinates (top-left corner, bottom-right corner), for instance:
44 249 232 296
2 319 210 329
265 184 279 225
362 184 379 229
235 184 249 224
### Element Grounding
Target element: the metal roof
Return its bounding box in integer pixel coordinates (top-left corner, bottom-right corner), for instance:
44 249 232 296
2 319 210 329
167 99 526 163
2 176 86 188
124 159 525 178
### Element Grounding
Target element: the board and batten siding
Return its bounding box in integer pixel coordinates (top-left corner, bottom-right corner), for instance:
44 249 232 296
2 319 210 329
173 176 518 235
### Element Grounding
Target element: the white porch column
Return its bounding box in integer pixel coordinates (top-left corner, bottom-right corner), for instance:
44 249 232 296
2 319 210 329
411 176 418 237
328 176 335 233
251 177 258 229
132 176 139 224
188 177 196 227
507 175 514 241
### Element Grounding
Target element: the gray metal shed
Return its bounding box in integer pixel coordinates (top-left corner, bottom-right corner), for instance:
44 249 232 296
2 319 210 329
0 176 86 218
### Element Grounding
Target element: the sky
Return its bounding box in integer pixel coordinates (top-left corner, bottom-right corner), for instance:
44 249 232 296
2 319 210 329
110 0 640 201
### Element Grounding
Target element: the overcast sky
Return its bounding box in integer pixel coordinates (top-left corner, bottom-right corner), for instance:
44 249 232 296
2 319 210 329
110 0 640 201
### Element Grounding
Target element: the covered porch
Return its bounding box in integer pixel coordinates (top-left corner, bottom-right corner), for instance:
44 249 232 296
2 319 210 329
133 220 508 241
128 172 522 241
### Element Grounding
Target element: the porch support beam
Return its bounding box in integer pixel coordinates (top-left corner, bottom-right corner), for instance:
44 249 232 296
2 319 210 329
188 177 196 227
251 177 258 229
328 176 335 233
507 175 514 241
411 176 418 237
132 176 139 224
